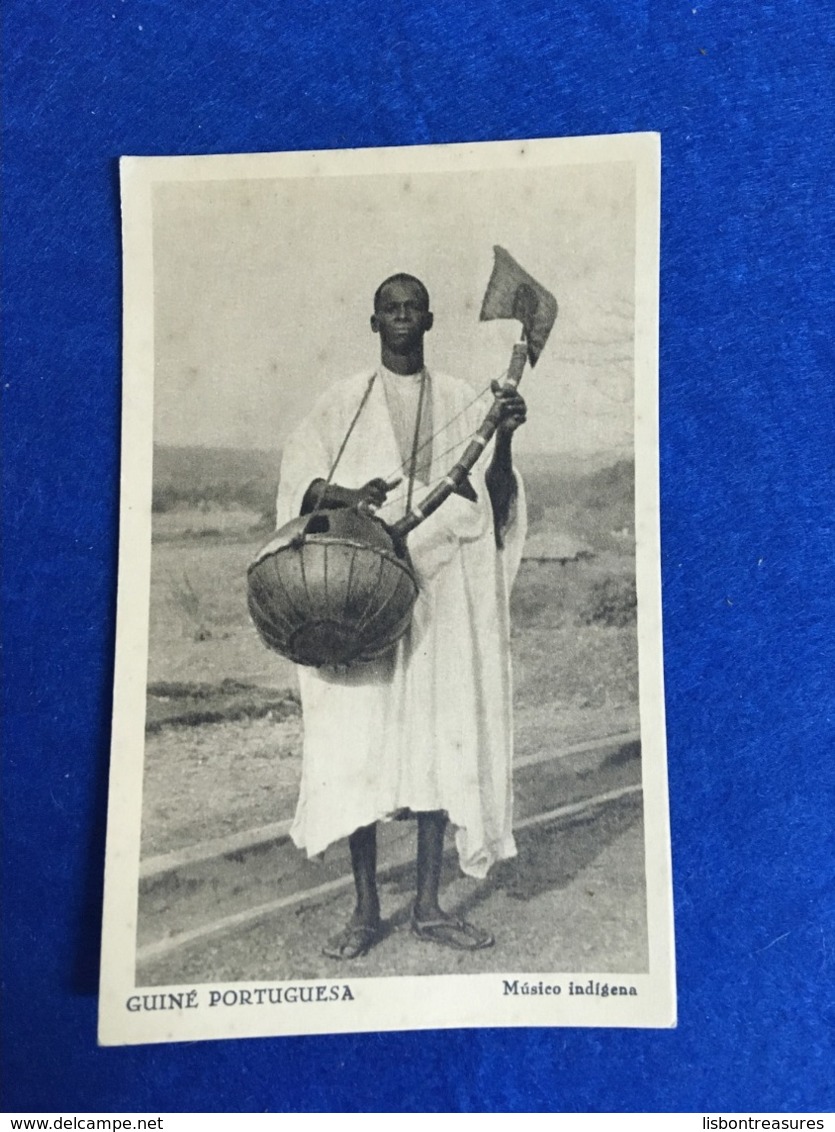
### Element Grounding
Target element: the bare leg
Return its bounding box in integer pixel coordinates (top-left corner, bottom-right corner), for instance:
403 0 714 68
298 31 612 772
415 810 447 921
412 810 494 950
323 822 381 959
348 822 381 929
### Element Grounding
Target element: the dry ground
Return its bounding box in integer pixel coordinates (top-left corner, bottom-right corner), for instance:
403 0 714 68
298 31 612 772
140 530 639 858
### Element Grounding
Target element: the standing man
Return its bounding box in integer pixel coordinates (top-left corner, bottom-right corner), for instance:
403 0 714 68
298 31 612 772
276 273 527 958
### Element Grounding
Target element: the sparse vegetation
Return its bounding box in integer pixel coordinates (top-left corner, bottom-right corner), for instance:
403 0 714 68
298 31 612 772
580 575 637 628
146 679 300 732
169 571 214 640
142 448 640 857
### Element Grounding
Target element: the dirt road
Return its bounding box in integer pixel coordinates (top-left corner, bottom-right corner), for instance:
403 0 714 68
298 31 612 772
138 734 647 984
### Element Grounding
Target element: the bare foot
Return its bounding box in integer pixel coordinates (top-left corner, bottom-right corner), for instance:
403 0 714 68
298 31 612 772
322 919 382 960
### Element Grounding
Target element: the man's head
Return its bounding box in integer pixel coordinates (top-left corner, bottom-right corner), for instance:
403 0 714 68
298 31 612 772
371 274 433 357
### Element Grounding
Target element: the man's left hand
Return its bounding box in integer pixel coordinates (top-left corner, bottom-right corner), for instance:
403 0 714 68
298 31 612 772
492 380 527 435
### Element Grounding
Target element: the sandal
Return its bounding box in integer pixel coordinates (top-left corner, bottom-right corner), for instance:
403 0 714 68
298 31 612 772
322 922 381 960
410 909 494 951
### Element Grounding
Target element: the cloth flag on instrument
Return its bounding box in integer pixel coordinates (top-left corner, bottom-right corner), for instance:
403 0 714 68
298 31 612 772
479 245 558 367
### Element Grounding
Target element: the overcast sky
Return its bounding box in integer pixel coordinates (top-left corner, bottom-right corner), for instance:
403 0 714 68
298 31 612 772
152 157 636 456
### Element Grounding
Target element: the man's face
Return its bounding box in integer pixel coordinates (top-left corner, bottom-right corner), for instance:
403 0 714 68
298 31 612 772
371 279 433 353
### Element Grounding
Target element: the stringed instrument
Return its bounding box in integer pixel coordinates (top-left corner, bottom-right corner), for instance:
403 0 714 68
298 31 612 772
246 247 557 667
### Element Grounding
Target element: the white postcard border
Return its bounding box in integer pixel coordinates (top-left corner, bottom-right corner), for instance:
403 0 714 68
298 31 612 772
99 132 674 1045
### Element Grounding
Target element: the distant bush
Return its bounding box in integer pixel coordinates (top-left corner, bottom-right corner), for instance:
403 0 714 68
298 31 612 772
521 458 635 555
580 575 637 627
152 484 177 513
151 479 275 514
152 447 279 514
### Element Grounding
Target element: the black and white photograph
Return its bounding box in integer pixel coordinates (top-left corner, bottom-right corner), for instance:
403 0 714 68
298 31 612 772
99 132 673 1044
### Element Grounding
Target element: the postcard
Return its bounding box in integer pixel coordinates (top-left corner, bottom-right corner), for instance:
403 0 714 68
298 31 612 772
99 132 674 1044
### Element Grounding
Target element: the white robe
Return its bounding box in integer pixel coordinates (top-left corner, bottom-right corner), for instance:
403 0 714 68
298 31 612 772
275 368 527 878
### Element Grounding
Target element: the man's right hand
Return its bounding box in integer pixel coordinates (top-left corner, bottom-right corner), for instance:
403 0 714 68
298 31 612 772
303 476 401 513
353 477 396 510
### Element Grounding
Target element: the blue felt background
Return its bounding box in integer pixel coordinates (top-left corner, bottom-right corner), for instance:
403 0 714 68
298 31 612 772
3 0 834 1114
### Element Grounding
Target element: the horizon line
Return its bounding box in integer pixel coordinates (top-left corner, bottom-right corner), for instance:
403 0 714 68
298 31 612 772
153 440 635 457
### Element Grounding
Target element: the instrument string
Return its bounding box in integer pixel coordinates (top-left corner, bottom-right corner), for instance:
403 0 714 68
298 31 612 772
379 368 508 486
404 367 428 517
382 432 496 513
379 367 511 512
303 364 508 518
